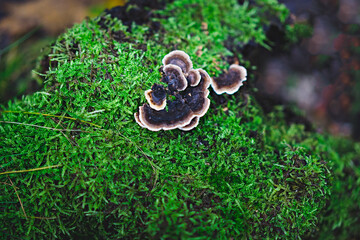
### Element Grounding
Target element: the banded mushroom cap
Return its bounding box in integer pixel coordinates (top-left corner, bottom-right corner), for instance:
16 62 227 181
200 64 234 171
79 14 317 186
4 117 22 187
177 70 212 131
178 117 199 131
162 50 193 74
181 68 211 117
162 64 188 92
211 64 247 95
144 83 167 111
187 69 201 87
197 69 211 96
135 98 194 131
135 68 211 131
134 111 145 128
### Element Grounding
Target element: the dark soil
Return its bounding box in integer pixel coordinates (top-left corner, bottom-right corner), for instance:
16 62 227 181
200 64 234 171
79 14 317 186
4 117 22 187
99 0 170 32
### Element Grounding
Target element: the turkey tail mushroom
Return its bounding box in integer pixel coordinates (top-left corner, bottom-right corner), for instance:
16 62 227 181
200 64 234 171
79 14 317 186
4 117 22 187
211 64 247 95
135 50 212 131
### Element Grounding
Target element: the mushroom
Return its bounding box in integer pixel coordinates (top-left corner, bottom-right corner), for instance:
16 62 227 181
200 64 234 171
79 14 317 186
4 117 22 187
177 69 211 131
145 83 166 110
181 68 211 117
211 64 247 95
134 111 146 128
135 97 193 131
178 117 199 131
162 64 188 92
135 51 212 131
135 69 211 131
162 50 193 74
186 69 201 86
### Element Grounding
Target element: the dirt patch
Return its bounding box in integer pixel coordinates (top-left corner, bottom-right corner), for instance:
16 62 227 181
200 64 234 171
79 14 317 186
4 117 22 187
98 0 169 33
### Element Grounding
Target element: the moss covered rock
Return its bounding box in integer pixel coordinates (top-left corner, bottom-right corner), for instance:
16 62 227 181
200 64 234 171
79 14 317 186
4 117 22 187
1 0 358 239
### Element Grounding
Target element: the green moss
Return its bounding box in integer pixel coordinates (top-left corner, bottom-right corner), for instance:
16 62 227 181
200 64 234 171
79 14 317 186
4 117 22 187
285 22 313 45
313 138 360 239
0 0 357 239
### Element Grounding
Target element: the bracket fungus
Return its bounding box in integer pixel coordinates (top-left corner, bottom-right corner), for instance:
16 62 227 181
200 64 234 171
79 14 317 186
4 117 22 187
163 64 188 91
187 69 201 87
134 50 211 131
211 64 247 95
144 83 167 110
162 50 193 74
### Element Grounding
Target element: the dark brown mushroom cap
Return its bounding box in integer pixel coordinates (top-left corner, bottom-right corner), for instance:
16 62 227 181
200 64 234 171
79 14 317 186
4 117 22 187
137 98 194 131
145 83 167 110
179 117 199 131
135 51 212 131
162 50 193 74
211 64 247 95
135 68 211 131
181 69 210 117
162 64 188 92
134 112 145 128
197 69 211 93
187 69 201 86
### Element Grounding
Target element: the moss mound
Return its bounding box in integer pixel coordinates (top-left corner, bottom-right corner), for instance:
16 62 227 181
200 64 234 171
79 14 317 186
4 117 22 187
1 0 358 239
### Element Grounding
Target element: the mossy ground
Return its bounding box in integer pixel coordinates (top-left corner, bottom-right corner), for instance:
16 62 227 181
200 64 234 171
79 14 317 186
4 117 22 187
0 0 359 239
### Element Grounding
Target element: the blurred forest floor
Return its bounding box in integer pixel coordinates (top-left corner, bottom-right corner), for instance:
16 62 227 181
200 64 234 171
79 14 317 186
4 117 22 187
0 0 359 139
254 0 360 138
0 0 125 105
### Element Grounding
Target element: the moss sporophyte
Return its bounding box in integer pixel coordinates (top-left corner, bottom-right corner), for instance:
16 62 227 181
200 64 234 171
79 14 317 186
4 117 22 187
135 50 247 131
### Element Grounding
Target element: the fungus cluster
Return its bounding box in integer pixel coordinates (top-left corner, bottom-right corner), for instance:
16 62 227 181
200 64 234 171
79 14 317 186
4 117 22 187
134 50 211 131
134 50 247 131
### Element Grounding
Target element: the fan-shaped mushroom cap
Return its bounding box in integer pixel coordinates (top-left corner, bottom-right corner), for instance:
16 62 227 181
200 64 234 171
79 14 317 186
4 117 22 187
136 99 194 131
135 51 212 131
162 50 193 74
197 69 211 93
181 69 211 117
187 69 201 86
163 64 188 91
134 112 145 128
145 84 167 111
211 64 247 95
178 117 199 131
135 68 211 131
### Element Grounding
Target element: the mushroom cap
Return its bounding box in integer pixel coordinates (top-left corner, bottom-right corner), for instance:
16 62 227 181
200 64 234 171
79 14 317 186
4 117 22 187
187 69 201 87
197 68 211 92
145 86 166 111
181 68 211 117
145 84 167 111
135 68 211 131
162 64 188 92
178 117 199 131
135 51 212 131
162 50 193 74
134 112 145 128
137 100 194 131
211 64 247 95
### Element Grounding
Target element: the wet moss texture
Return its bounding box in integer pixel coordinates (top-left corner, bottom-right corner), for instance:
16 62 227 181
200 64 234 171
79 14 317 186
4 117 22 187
0 0 359 239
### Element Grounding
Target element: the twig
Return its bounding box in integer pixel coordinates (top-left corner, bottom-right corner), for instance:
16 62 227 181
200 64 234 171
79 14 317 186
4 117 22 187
7 176 27 219
28 216 57 220
0 121 87 132
0 181 12 186
2 110 101 128
0 164 62 176
51 118 79 146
